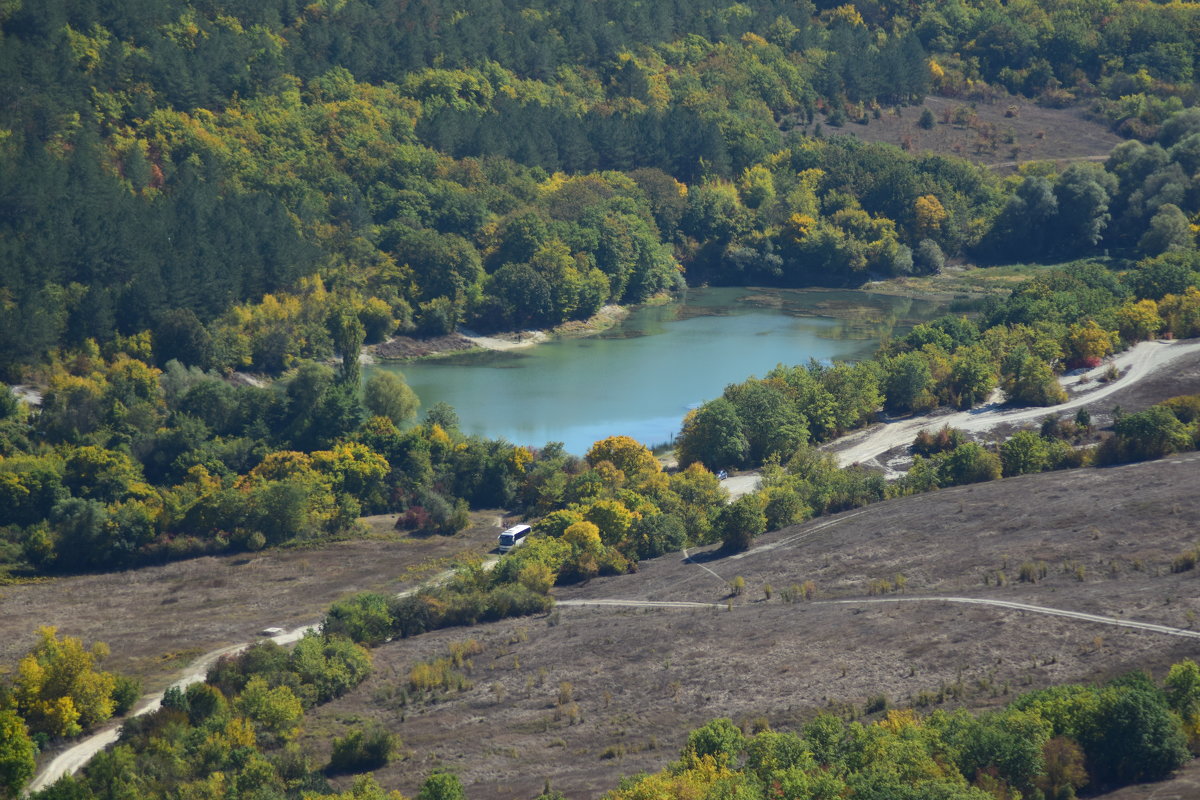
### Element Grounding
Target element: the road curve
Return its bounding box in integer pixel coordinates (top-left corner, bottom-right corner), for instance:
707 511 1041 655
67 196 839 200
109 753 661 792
556 595 1200 640
830 338 1200 470
729 509 872 561
25 551 504 794
26 631 315 794
719 474 761 501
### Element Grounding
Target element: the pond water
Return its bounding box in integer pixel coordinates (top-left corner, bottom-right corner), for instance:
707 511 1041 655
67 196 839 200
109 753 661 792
368 287 945 454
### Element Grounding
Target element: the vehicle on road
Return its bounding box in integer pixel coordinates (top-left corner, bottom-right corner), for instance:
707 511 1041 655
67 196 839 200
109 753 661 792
497 524 531 554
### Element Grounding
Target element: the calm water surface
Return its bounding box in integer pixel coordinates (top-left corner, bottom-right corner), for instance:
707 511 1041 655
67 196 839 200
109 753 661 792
370 287 943 453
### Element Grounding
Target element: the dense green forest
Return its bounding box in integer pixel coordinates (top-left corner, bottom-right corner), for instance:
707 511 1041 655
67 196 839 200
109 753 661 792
4 0 1200 797
6 0 1198 580
0 0 1198 671
4 0 1200 378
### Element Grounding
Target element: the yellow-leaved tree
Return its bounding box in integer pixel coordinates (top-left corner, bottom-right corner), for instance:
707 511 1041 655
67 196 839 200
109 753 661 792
913 194 948 240
0 702 36 799
584 435 661 486
12 627 117 738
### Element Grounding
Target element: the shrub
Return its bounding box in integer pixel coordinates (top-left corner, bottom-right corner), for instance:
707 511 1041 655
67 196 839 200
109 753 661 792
938 442 1001 485
1036 737 1089 800
629 513 687 559
763 486 809 531
323 593 393 646
911 426 965 456
914 239 945 274
409 659 471 694
288 633 373 704
418 772 466 800
400 490 470 536
518 562 555 594
1018 561 1048 583
717 495 767 553
867 578 894 595
111 674 142 716
1161 394 1200 424
685 718 745 767
1097 405 1193 464
328 725 397 774
1171 549 1198 573
782 582 820 599
1001 430 1051 477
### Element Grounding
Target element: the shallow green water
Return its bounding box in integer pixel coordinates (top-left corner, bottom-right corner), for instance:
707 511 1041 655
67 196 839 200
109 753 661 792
370 287 943 454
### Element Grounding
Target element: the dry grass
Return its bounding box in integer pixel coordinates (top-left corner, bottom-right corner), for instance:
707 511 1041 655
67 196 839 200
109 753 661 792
810 94 1124 173
304 455 1200 799
0 512 507 689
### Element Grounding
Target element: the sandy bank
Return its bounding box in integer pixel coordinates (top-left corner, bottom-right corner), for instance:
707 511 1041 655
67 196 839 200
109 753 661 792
368 305 630 361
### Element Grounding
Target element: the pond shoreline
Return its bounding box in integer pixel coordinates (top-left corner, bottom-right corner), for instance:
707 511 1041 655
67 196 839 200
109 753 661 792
367 303 632 362
362 274 982 365
369 286 946 454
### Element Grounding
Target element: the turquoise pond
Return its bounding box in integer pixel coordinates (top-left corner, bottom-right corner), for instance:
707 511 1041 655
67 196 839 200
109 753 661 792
367 287 944 454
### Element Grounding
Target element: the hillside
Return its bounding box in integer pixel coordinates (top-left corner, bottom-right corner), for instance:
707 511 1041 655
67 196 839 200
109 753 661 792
299 455 1200 798
5 0 1200 377
814 95 1125 173
0 513 503 683
9 333 1200 799
4 2 1200 797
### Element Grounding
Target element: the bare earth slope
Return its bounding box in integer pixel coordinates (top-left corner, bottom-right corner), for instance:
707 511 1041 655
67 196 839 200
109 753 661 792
813 95 1124 172
304 455 1200 799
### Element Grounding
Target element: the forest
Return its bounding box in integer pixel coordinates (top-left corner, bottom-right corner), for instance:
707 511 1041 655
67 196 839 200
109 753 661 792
4 0 1200 378
3 0 1200 798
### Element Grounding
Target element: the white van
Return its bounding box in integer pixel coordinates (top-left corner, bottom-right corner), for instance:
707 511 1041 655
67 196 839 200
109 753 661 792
497 524 531 554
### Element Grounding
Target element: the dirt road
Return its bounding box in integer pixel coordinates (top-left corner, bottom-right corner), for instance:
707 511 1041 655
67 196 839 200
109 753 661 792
719 474 760 500
829 338 1200 471
26 554 500 795
26 629 314 794
822 596 1200 640
558 595 1200 640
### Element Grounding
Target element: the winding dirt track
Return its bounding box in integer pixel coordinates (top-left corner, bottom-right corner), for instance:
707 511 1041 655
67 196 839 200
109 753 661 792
26 630 316 794
559 598 725 610
830 338 1200 470
33 554 1199 792
824 597 1200 639
25 550 504 795
558 596 1200 639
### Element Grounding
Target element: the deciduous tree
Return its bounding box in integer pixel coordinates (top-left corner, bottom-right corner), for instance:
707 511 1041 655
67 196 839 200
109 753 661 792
13 627 117 738
676 398 749 470
0 705 35 800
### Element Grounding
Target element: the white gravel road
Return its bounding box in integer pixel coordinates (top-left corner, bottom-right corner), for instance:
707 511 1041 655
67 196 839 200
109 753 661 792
830 338 1200 471
26 629 315 794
